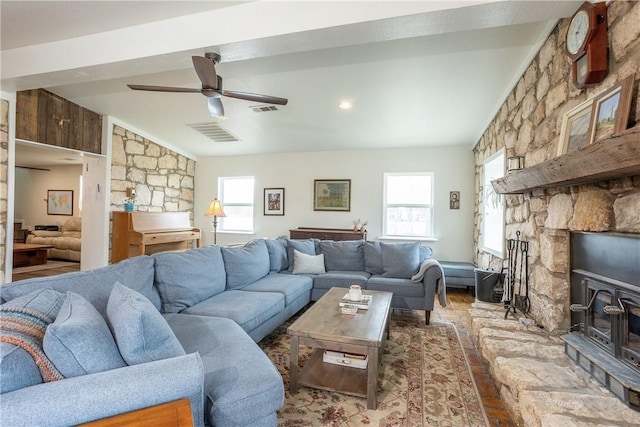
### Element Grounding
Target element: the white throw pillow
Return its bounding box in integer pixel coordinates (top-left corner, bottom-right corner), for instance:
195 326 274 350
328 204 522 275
292 249 326 275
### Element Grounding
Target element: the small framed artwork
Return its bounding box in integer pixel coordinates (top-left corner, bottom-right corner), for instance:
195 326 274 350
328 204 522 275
557 98 594 156
314 179 351 211
47 190 73 215
449 191 460 209
264 188 285 216
588 74 635 144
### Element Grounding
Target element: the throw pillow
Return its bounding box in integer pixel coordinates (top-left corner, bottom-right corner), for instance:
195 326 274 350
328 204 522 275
43 292 126 378
0 289 66 393
2 288 66 318
153 245 226 313
107 282 185 365
381 242 421 279
286 239 316 272
221 239 270 289
292 250 326 275
364 241 383 275
320 240 365 271
264 238 288 272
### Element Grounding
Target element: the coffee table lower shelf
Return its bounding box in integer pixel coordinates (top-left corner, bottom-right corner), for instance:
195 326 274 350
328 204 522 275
297 349 368 399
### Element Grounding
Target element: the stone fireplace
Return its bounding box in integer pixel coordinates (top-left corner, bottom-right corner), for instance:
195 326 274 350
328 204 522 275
470 1 640 424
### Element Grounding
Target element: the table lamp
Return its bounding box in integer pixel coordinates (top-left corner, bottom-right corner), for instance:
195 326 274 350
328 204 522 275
204 198 226 244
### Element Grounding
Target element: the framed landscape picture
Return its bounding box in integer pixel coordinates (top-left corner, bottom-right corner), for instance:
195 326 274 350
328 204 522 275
47 190 73 215
589 74 635 144
314 179 351 211
557 98 593 156
264 188 285 216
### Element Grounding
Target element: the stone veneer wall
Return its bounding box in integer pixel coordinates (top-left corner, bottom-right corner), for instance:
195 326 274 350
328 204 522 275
109 125 196 259
0 100 8 284
473 1 640 332
110 125 195 212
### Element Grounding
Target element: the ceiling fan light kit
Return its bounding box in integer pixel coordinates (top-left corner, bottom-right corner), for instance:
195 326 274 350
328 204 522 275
127 53 288 118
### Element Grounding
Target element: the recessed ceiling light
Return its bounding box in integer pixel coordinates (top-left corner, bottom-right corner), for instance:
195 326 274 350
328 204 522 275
338 101 353 110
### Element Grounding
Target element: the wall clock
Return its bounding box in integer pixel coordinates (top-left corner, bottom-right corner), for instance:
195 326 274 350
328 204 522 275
565 1 608 89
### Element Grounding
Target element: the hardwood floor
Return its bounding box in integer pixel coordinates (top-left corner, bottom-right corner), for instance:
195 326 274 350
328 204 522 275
10 262 81 282
8 266 514 426
432 288 515 427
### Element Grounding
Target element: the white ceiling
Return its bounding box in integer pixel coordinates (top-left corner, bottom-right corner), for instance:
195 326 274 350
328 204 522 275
1 1 581 163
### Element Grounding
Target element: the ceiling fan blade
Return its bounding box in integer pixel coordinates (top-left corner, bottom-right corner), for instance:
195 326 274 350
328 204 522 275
192 56 219 89
207 97 225 118
222 90 288 105
127 84 201 93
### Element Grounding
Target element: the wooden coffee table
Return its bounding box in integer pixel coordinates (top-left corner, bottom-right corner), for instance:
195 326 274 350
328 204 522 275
13 243 54 268
288 287 393 409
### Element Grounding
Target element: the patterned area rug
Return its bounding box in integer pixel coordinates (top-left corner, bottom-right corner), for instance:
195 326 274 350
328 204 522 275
12 260 78 274
259 310 489 427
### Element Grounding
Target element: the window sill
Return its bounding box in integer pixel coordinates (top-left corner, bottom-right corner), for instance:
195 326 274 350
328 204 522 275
378 235 438 242
217 230 255 235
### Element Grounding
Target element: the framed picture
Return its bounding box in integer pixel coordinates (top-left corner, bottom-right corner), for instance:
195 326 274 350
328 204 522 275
588 74 635 144
557 98 594 156
47 190 73 216
314 179 351 211
264 188 285 216
449 191 460 209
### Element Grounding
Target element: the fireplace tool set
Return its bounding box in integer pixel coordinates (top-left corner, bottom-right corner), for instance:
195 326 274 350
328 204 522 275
503 231 531 319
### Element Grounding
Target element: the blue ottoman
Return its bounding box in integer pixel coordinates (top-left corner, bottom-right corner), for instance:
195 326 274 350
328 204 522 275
440 261 475 293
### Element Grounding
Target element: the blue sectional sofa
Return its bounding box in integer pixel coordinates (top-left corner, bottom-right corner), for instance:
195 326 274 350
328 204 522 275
0 237 445 426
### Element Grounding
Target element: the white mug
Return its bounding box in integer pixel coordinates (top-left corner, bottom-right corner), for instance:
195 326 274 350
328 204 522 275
349 285 362 301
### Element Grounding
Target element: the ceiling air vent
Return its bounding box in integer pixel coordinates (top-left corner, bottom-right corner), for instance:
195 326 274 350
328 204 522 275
250 105 279 113
187 122 240 143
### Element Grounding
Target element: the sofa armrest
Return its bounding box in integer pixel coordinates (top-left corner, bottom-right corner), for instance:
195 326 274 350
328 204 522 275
29 230 62 238
0 353 204 427
417 259 447 309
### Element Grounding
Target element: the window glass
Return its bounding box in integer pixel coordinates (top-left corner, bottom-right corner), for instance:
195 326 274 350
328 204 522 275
383 173 434 238
481 150 505 257
218 176 254 232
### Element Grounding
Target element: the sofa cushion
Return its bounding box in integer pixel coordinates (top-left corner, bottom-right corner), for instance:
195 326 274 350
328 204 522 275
164 314 284 426
312 271 370 290
292 250 325 275
367 276 425 298
0 289 66 394
154 245 226 313
222 240 270 289
286 239 316 272
364 241 383 275
264 238 288 272
107 283 185 365
319 240 365 271
44 292 126 378
182 290 285 334
1 256 159 315
381 242 421 279
241 273 313 306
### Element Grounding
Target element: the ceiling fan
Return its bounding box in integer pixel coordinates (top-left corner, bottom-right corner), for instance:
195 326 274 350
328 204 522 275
127 52 288 118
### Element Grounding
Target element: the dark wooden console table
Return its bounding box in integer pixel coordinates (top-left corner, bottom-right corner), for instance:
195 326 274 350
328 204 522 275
290 227 366 241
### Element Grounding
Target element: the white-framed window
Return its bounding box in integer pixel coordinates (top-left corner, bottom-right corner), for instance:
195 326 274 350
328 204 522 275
481 149 505 257
218 176 255 233
382 172 434 238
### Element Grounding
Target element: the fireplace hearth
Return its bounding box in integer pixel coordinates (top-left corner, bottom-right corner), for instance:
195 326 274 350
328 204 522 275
563 232 640 411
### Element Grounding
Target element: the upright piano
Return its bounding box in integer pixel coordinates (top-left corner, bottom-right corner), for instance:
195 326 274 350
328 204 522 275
111 211 200 263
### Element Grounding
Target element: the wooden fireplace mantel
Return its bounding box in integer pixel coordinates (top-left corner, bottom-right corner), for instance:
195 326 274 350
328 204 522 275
491 125 640 194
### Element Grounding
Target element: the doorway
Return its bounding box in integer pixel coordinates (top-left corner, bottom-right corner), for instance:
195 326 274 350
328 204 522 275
11 140 107 281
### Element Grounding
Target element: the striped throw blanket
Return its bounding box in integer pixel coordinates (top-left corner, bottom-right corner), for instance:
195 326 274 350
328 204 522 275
0 306 64 382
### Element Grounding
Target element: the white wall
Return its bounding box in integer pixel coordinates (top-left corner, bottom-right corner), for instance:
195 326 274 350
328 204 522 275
15 164 83 229
194 146 475 262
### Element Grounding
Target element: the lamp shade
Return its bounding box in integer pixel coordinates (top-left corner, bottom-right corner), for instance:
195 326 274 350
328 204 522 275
204 198 226 217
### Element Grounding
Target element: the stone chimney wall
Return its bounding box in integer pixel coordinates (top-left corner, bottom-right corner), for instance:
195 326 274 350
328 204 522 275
110 124 196 214
473 1 640 332
0 100 8 284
